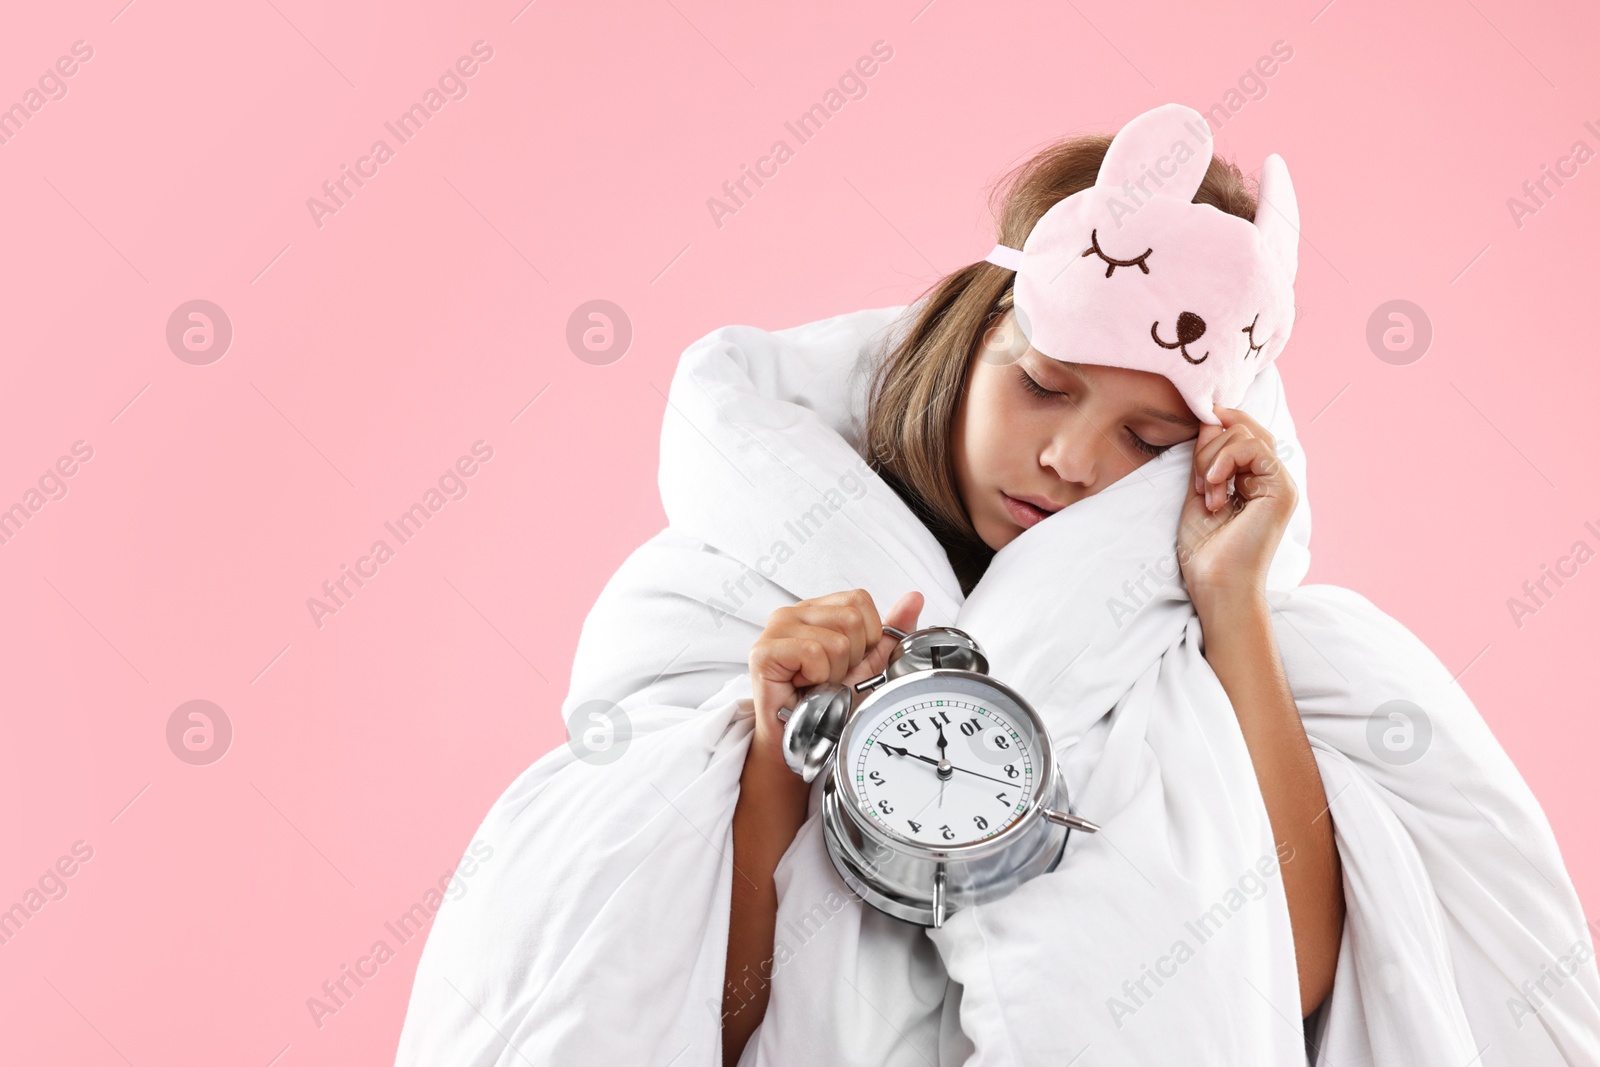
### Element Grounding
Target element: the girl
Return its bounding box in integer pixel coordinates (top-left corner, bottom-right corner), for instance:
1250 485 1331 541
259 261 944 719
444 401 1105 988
724 131 1344 1065
394 102 1598 1067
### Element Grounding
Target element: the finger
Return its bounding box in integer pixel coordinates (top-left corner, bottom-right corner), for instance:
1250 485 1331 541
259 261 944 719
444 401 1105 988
1235 466 1296 508
1214 405 1275 451
1203 434 1270 482
1207 433 1287 489
1235 448 1298 507
1194 421 1228 458
841 587 883 666
1201 438 1281 511
855 588 886 652
776 595 875 674
789 621 864 686
750 633 840 689
849 591 925 709
1177 488 1231 551
1192 424 1248 497
855 591 921 683
749 634 836 732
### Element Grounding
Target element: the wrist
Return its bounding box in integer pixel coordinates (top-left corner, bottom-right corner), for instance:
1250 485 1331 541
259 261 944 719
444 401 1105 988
740 736 813 845
746 725 810 789
1190 582 1270 621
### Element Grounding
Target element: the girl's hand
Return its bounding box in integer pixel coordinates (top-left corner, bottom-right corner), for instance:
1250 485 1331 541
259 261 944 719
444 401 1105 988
1177 405 1298 613
748 589 925 770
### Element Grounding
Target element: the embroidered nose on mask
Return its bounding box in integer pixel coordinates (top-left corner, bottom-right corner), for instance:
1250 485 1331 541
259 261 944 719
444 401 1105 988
1152 311 1209 365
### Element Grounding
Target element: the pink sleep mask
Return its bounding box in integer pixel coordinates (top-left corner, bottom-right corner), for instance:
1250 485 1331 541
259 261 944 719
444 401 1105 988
984 102 1300 426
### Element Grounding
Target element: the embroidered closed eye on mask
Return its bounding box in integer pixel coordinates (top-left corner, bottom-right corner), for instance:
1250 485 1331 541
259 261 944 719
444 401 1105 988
983 102 1300 426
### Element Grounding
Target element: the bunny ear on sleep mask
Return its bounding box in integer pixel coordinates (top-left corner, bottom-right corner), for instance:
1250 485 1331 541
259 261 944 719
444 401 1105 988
984 102 1300 426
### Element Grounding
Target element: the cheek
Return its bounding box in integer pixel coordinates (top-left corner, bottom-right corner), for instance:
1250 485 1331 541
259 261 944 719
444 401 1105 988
965 371 1033 474
954 369 1031 547
954 374 1006 484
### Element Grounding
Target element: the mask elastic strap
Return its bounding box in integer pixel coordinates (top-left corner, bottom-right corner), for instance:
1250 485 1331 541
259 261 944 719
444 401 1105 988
984 243 1023 271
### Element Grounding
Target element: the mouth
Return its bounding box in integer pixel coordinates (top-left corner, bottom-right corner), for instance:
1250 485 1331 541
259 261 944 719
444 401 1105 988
1000 491 1060 530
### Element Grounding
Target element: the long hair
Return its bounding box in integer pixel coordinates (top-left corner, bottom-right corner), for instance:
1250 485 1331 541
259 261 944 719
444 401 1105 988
863 133 1261 595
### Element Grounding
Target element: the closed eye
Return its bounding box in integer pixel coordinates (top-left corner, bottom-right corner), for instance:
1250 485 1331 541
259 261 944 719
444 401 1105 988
1081 228 1152 278
1016 365 1068 400
1241 313 1266 358
1013 366 1171 458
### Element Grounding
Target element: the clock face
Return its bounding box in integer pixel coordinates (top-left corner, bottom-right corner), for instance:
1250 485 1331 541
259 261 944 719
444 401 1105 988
843 673 1041 849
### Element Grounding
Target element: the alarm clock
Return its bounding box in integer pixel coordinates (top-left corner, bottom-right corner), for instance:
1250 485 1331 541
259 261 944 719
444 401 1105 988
778 624 1098 928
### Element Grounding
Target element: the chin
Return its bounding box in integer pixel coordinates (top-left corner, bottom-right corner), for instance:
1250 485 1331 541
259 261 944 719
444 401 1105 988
976 515 1013 552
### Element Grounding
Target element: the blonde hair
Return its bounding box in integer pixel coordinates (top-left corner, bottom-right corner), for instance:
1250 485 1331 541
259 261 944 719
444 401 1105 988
863 133 1260 595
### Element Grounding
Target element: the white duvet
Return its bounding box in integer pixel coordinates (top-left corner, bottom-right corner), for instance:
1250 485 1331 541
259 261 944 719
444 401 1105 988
393 304 1600 1066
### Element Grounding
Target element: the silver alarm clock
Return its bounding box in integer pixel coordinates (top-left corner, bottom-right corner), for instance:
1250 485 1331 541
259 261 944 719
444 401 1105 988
779 624 1097 928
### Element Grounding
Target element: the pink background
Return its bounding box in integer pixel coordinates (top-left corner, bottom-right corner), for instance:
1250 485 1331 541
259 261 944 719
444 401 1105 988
2 0 1596 1062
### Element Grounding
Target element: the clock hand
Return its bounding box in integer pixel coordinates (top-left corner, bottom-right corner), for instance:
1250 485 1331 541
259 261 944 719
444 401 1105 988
880 743 942 769
882 744 1021 790
936 723 948 758
945 762 1019 789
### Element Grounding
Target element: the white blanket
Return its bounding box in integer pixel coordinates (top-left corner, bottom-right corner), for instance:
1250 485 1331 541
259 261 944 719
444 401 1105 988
393 304 1600 1066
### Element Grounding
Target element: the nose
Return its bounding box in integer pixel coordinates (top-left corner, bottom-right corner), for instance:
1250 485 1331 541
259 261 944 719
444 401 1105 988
1176 311 1206 345
1037 409 1102 490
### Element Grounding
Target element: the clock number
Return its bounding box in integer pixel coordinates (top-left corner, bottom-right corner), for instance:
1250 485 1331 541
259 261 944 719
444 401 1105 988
939 825 955 841
958 717 981 736
974 815 988 830
927 710 952 730
869 770 885 785
896 719 921 737
995 791 1010 805
993 734 1011 750
1004 764 1019 779
907 820 922 834
878 798 894 814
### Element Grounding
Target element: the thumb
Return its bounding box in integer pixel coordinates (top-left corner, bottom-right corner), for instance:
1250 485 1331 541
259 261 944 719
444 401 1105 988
858 591 924 681
884 590 924 635
846 591 925 712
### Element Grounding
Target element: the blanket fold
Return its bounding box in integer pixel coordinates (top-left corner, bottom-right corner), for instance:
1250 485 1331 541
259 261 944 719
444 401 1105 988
393 304 1600 1067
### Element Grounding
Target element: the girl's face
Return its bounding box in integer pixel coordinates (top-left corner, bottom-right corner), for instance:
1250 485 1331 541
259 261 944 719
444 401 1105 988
954 307 1202 551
